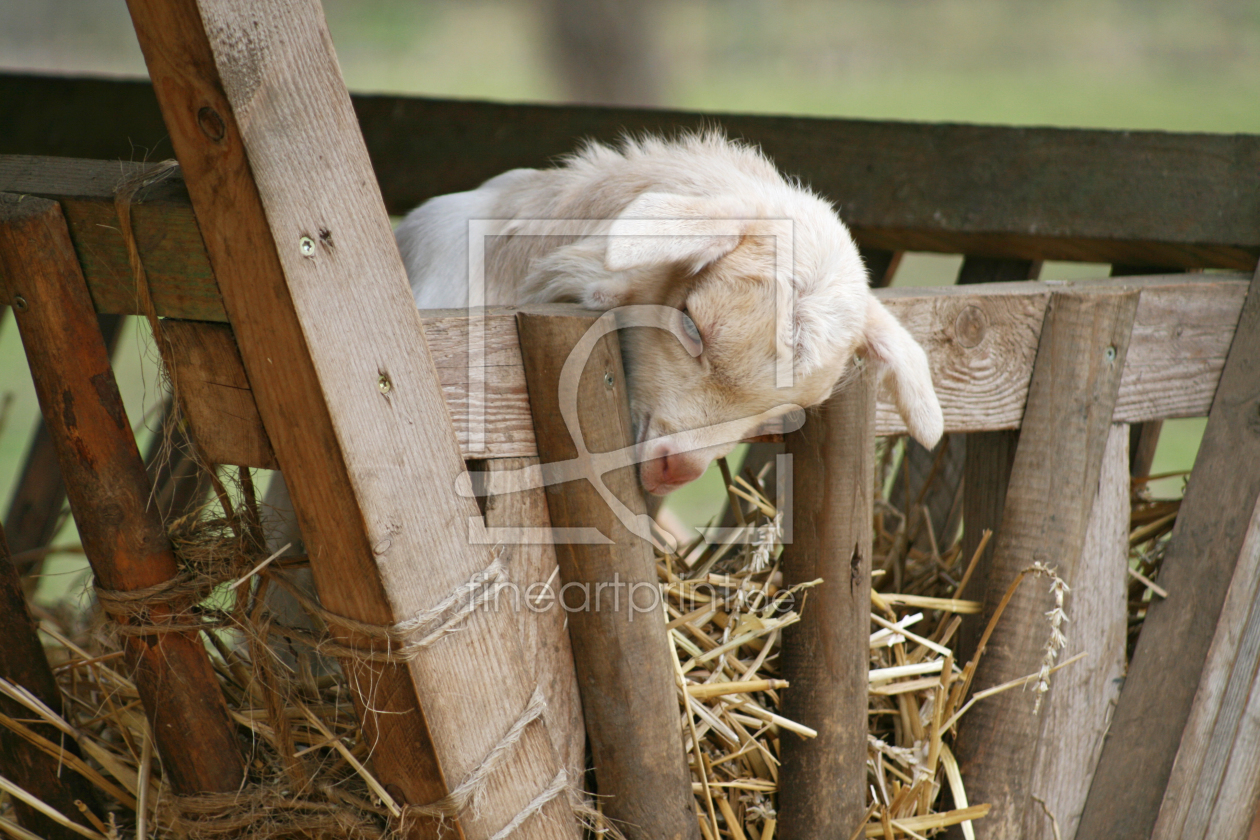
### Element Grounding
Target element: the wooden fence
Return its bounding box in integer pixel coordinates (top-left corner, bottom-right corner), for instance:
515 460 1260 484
1 26 1259 840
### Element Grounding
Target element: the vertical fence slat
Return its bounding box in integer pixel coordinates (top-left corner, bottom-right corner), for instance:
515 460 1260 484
778 362 876 839
480 456 587 789
1025 423 1129 839
953 289 1139 839
1079 266 1260 839
515 311 699 840
0 193 245 794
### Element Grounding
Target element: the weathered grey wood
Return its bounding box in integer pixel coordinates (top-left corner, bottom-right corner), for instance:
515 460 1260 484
953 289 1139 839
1111 263 1185 479
1151 496 1260 840
1025 424 1129 839
891 257 1041 556
515 312 698 840
479 456 587 789
125 1 579 837
0 193 245 795
1079 268 1260 840
3 75 1259 269
0 521 104 839
779 363 876 839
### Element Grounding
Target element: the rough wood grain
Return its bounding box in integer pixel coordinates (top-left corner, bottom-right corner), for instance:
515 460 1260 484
953 289 1139 839
5 314 123 579
125 1 579 836
1025 424 1129 840
891 258 1041 558
0 193 244 794
479 456 587 789
1078 267 1260 840
1151 496 1260 840
0 521 104 840
779 362 876 840
3 75 1258 269
1111 263 1186 479
160 320 278 469
516 312 698 840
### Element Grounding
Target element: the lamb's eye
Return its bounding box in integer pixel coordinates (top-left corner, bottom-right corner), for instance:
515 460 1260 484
680 308 703 354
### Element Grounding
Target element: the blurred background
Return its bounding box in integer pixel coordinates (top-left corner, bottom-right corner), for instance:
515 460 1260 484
2 0 1257 589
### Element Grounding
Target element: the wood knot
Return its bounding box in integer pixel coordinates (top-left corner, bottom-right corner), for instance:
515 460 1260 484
197 106 226 141
953 304 988 349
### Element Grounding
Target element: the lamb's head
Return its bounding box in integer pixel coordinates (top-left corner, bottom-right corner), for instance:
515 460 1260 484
561 189 944 496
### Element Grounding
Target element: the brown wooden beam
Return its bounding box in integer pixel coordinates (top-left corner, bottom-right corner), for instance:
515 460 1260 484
1078 265 1260 840
0 521 104 840
515 311 698 840
0 193 245 795
123 1 578 836
2 72 1258 269
953 289 1139 836
5 314 123 581
779 363 876 839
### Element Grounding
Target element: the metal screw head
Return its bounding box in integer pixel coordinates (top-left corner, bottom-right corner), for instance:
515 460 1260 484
299 236 316 257
11 294 27 311
1104 345 1117 363
603 371 615 388
377 374 392 395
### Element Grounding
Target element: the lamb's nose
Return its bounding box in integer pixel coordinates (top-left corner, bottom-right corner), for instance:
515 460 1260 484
641 445 707 495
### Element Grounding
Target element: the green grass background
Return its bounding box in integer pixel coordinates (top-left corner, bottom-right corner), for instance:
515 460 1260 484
1 0 1250 576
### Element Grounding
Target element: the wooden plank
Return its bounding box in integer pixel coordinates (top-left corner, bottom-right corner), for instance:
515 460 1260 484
137 277 1249 469
953 289 1139 838
1111 263 1186 479
160 320 278 469
891 258 1040 558
0 521 104 840
515 312 698 840
0 156 222 322
124 1 579 836
0 193 245 794
1078 267 1260 840
2 75 1258 269
479 457 586 791
1151 496 1260 840
1025 423 1129 839
779 363 876 839
5 314 123 579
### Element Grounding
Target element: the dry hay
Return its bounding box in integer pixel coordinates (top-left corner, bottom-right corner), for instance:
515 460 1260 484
1 444 1183 840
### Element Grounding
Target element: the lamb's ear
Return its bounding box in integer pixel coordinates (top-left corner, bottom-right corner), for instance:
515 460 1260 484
862 296 944 449
605 192 745 273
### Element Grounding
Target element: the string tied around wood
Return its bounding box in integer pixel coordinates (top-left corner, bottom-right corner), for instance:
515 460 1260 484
265 552 510 664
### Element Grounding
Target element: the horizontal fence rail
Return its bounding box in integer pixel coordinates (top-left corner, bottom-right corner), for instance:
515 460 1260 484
1 73 1258 269
0 155 1248 464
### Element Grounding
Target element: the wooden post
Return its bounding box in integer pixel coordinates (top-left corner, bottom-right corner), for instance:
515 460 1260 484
893 257 1040 568
480 456 587 788
124 2 580 837
515 311 699 840
778 362 876 839
5 314 122 580
1025 424 1129 839
1110 264 1185 479
952 289 1139 839
1079 268 1260 839
0 193 245 795
0 521 104 839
